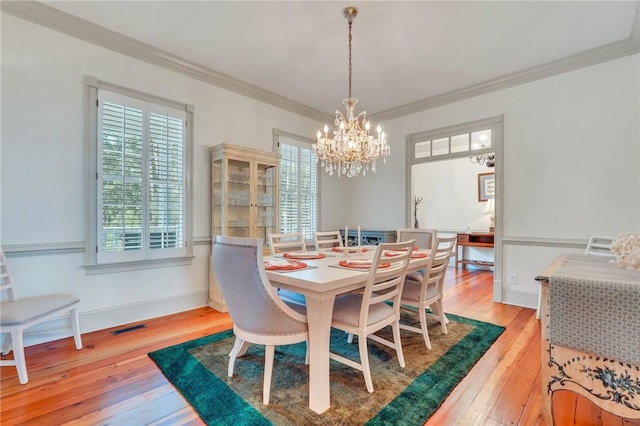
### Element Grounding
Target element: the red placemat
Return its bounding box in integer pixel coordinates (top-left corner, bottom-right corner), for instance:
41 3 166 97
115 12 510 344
338 260 391 269
264 260 307 271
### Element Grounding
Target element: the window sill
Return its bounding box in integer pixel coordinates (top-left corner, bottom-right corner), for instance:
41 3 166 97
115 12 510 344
84 255 196 275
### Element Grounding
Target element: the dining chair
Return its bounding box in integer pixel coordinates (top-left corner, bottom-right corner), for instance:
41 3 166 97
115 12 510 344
266 232 308 306
329 240 415 393
584 235 616 257
399 242 448 349
396 228 437 250
267 232 307 256
0 249 83 384
314 230 344 251
399 234 456 349
212 235 309 405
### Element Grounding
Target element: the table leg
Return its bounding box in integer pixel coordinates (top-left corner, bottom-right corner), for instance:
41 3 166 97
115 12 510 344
461 245 466 269
304 292 336 414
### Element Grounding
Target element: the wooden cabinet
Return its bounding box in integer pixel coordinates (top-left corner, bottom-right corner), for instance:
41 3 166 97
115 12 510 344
455 232 494 269
209 144 280 312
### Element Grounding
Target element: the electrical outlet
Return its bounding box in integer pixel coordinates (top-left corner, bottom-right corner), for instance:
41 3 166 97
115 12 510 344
508 273 518 285
503 216 510 226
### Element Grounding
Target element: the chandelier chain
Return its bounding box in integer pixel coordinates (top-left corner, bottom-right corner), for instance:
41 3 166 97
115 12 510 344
348 18 352 99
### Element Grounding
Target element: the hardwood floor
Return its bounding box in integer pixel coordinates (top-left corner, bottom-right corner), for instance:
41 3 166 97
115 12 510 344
1 267 638 425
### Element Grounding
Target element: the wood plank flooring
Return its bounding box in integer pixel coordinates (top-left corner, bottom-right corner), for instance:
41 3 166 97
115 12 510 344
2 267 639 425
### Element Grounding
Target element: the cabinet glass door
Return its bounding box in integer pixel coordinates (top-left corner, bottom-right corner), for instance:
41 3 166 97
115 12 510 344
227 158 251 238
211 157 223 238
256 162 277 242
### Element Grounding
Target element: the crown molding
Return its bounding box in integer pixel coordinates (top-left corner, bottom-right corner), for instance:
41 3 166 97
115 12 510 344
373 36 640 122
0 0 332 123
3 1 638 124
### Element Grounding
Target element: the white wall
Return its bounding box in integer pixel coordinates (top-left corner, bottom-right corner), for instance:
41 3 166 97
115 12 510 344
412 157 495 232
0 14 319 342
323 54 640 307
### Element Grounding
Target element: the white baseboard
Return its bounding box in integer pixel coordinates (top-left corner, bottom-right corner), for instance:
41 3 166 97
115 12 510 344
502 288 539 310
6 291 209 348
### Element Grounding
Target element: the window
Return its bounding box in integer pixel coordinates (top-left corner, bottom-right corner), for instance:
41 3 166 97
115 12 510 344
409 121 495 163
276 132 318 241
86 78 193 270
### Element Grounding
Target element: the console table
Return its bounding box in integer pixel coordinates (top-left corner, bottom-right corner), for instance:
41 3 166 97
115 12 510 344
340 229 396 247
455 232 494 269
537 254 640 424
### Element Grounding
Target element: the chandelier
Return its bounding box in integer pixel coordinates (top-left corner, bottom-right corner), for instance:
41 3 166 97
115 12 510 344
470 133 495 167
470 153 495 167
313 6 389 178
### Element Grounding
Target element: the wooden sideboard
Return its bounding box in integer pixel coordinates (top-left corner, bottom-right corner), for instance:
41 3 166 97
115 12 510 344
455 232 494 269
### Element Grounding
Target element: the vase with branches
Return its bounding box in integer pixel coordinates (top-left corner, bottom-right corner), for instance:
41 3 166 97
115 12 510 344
413 196 423 229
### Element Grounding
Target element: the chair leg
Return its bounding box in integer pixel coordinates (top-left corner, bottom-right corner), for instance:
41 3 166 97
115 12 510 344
71 307 83 350
436 300 448 334
392 321 405 368
304 339 309 365
347 332 354 344
263 345 275 405
419 307 432 349
228 338 249 377
1 333 12 355
358 336 374 393
10 328 28 384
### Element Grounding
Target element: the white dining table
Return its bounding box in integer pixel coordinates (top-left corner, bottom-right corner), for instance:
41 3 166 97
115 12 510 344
264 245 430 414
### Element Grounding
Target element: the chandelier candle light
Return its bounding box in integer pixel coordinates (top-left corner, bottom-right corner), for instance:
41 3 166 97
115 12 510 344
313 6 390 178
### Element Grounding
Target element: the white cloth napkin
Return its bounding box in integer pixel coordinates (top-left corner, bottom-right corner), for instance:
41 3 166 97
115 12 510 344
264 258 292 268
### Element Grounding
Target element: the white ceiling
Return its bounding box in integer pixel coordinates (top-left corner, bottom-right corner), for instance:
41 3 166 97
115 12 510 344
23 1 640 119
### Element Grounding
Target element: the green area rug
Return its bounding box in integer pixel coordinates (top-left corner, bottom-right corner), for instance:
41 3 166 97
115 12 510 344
149 312 504 425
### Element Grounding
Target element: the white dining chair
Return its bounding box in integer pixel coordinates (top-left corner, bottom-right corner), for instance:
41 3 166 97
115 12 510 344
399 234 456 349
314 230 344 251
0 249 83 384
329 240 414 393
396 228 437 250
267 232 307 256
584 235 616 257
212 235 309 405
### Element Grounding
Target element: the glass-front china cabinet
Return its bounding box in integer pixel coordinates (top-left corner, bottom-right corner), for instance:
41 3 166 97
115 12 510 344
209 143 280 311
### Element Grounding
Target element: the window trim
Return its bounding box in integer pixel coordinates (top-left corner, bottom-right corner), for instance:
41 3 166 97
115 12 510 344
84 76 194 273
273 129 319 242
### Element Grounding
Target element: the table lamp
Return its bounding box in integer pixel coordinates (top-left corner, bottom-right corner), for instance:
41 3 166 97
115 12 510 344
483 198 495 233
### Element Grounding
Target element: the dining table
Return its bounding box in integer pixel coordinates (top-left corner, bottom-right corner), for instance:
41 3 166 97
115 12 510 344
264 245 432 414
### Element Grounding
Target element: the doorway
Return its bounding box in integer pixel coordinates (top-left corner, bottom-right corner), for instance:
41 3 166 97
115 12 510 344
406 115 503 301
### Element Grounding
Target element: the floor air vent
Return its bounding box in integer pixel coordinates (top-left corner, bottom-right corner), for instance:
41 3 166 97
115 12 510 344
111 324 146 335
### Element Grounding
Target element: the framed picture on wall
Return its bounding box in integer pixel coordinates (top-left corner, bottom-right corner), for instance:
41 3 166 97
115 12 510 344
478 172 495 201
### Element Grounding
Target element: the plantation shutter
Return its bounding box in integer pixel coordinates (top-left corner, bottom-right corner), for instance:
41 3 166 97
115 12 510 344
278 138 318 240
97 90 186 263
299 146 317 240
148 106 185 252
